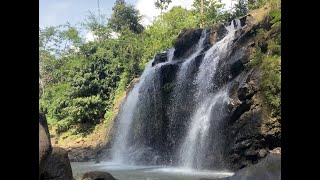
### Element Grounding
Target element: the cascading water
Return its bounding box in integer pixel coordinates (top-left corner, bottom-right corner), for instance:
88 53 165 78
167 48 175 62
178 19 242 169
110 62 153 163
108 19 244 173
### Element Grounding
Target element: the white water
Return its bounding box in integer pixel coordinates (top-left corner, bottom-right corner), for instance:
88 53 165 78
108 19 244 176
176 30 207 77
110 62 153 163
71 162 234 180
179 19 242 169
179 91 230 168
167 48 175 62
168 30 208 130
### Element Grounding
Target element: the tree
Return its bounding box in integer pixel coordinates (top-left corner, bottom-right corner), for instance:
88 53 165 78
108 0 144 34
154 0 172 16
140 6 197 67
82 11 110 42
192 0 223 27
232 0 248 18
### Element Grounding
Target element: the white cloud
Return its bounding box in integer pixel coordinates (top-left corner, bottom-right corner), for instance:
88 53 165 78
135 0 233 27
135 0 193 26
85 31 97 42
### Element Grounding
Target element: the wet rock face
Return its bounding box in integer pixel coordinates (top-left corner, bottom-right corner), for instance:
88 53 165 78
209 24 228 45
152 52 168 66
173 28 203 58
222 67 281 171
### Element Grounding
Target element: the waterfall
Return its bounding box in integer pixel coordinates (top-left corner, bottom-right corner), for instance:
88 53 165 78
167 48 175 62
109 62 153 163
178 19 243 169
108 19 244 170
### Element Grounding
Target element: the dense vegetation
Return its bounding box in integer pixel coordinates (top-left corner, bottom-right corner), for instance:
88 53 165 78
249 0 281 118
39 0 281 138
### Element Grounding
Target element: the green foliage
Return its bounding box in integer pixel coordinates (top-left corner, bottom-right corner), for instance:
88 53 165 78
82 11 110 41
140 6 197 67
108 0 144 34
40 3 144 134
192 0 225 27
260 55 281 117
248 0 268 10
269 8 281 29
248 6 281 118
233 0 248 18
155 0 172 13
40 0 281 135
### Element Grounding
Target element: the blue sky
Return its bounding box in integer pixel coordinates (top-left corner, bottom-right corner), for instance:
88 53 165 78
40 0 232 41
40 0 139 27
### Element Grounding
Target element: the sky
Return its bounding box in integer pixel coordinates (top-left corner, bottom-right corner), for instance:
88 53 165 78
40 0 233 41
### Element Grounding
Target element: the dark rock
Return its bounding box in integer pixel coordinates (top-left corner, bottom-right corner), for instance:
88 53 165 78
39 113 52 174
158 63 180 85
230 59 244 79
224 105 266 170
227 153 281 180
173 28 203 58
209 24 228 45
228 99 252 125
82 171 117 180
239 16 247 27
152 52 167 66
42 147 73 180
244 147 257 157
233 139 252 152
238 84 254 101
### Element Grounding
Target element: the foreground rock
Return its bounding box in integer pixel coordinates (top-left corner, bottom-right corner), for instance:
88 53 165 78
199 153 280 180
81 171 117 180
39 113 52 174
226 153 281 180
42 147 74 180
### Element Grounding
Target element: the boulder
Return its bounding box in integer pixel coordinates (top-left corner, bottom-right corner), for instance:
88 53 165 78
227 153 281 180
81 171 117 180
67 147 96 162
42 147 73 180
39 113 52 174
